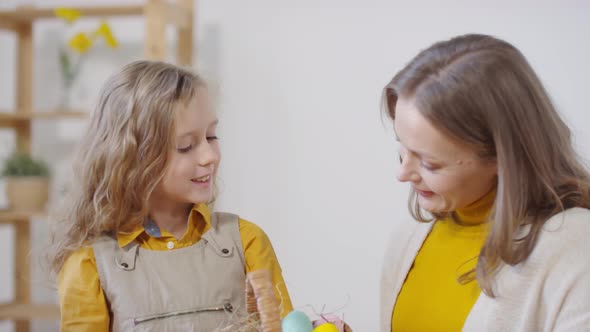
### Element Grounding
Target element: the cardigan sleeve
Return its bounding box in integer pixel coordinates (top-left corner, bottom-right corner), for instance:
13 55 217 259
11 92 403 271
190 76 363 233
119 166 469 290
550 210 590 331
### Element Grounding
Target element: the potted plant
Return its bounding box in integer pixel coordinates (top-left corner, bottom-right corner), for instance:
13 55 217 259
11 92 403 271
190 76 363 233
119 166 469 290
2 153 50 212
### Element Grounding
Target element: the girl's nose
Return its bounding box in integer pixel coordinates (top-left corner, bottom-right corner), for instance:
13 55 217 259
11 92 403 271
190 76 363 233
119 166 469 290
197 141 220 167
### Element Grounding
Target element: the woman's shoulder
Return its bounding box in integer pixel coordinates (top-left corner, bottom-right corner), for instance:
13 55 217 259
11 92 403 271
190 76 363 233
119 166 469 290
540 207 590 244
386 218 432 245
383 218 433 263
532 207 590 261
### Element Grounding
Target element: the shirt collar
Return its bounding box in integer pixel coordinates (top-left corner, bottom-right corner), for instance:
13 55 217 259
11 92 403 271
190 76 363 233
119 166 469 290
116 202 212 247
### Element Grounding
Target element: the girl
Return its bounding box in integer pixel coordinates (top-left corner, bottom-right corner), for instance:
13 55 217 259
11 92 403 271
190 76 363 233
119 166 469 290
380 34 590 331
50 60 293 331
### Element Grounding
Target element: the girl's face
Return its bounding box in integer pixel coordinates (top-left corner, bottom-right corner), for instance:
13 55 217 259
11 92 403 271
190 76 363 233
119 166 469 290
154 88 220 207
394 97 497 213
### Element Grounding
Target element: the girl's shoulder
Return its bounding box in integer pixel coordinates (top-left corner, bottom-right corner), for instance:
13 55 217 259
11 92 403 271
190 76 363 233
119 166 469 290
211 211 274 246
212 211 269 237
58 245 98 286
63 245 96 269
237 217 273 244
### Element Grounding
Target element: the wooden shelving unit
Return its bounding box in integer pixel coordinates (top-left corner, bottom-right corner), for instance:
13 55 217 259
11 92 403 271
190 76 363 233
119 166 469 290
0 111 87 127
0 304 61 321
0 1 194 331
0 210 46 223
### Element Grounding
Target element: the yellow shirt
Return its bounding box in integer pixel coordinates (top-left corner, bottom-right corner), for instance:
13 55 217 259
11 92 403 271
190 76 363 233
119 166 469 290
392 190 495 331
58 203 293 331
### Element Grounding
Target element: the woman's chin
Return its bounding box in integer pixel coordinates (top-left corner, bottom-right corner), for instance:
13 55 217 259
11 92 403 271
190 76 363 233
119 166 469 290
418 197 448 214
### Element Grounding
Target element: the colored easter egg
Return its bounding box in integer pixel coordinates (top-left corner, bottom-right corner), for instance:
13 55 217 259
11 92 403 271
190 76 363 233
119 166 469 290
313 322 339 332
312 314 345 331
282 310 313 332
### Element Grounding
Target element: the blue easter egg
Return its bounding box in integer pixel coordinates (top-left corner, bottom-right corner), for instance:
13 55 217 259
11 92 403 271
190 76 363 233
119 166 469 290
282 310 313 332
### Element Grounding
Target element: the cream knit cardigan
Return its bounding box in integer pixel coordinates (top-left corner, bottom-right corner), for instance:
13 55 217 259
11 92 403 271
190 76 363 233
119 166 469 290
380 207 590 332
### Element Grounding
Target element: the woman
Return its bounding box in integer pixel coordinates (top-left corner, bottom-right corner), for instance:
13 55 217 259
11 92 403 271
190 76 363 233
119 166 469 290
380 34 590 331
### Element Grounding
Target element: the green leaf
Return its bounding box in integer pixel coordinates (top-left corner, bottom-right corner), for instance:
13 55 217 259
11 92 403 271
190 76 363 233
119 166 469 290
59 48 74 81
1 153 50 177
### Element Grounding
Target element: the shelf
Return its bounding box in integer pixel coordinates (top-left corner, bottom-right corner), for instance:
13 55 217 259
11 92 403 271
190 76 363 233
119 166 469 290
0 111 88 120
0 209 48 223
0 303 60 320
0 111 88 127
0 2 190 29
0 2 194 329
0 5 144 23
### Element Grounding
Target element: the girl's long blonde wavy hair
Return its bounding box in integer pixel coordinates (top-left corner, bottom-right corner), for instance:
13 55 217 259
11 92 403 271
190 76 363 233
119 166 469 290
383 34 590 296
48 60 205 275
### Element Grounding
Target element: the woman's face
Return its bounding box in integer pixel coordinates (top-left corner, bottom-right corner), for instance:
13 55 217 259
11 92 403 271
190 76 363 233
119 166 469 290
394 97 497 213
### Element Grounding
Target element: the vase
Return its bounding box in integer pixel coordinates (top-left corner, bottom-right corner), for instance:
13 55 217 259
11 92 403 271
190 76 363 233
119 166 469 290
5 176 50 212
58 78 75 110
58 47 84 111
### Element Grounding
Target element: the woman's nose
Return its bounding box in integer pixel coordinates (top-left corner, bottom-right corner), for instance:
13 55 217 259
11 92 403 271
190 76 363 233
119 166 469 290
397 155 420 183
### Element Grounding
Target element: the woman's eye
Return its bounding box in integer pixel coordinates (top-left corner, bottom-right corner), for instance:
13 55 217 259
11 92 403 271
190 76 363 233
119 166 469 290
207 136 218 141
421 162 439 171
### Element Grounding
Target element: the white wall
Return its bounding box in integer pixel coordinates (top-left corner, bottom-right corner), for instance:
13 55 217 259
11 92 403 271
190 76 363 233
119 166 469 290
1 1 589 331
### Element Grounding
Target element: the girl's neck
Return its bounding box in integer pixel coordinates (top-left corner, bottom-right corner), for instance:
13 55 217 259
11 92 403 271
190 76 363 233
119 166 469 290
149 197 193 240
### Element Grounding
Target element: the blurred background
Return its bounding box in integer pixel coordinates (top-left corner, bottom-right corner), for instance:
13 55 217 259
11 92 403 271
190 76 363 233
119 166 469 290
0 0 589 331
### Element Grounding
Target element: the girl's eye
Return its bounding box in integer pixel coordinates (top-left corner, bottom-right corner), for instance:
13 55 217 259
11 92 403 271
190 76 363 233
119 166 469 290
207 136 218 141
177 145 192 153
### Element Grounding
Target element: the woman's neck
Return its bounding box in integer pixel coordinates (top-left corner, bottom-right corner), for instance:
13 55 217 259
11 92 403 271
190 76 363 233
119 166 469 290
453 188 496 225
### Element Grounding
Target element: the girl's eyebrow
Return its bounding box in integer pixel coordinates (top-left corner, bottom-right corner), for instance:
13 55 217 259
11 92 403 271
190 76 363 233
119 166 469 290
177 119 219 138
176 132 194 139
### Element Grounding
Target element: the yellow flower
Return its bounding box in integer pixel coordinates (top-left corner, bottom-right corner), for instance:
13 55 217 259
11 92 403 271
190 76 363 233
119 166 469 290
68 33 93 54
94 22 118 49
54 8 81 24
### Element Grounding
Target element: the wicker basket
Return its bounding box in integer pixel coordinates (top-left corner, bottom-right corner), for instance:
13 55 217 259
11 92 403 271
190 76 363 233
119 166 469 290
245 269 282 332
245 269 353 332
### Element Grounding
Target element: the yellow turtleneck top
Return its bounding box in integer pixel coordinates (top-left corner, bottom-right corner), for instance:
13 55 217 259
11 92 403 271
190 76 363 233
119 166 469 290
391 190 495 331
